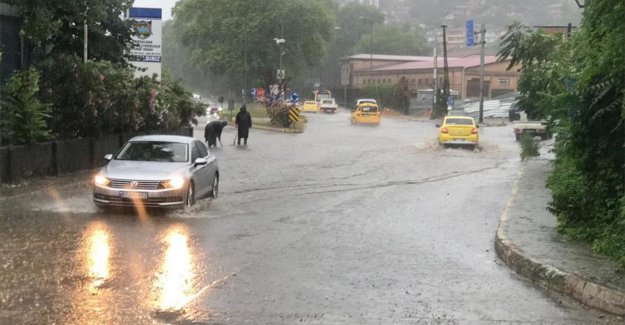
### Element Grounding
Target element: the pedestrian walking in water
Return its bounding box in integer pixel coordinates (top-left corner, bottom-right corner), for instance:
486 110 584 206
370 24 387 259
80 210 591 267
235 105 252 146
204 121 228 148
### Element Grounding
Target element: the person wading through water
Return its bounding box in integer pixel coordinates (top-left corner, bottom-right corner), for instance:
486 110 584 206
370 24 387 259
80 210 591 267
204 121 228 148
235 105 252 146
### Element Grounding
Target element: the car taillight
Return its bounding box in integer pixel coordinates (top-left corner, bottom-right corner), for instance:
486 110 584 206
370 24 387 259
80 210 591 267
441 127 449 134
471 128 478 134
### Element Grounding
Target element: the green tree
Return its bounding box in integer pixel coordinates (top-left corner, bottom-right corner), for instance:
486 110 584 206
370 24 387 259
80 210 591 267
547 0 625 265
353 24 431 56
497 22 564 119
0 68 51 145
173 0 334 88
9 0 134 62
318 2 384 88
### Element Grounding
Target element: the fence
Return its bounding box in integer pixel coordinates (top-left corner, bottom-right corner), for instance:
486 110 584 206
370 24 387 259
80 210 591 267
0 127 193 184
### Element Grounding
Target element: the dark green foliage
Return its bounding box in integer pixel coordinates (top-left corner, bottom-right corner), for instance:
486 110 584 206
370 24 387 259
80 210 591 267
174 0 334 88
37 55 204 139
519 133 538 160
0 68 51 145
542 1 625 266
10 0 134 63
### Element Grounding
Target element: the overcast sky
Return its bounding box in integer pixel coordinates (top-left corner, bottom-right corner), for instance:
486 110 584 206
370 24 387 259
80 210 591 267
133 0 179 20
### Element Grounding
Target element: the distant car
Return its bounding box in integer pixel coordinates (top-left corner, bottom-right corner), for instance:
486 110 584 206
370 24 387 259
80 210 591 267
351 102 381 126
301 101 319 113
320 98 338 113
437 116 479 150
93 135 219 209
207 105 223 117
353 98 378 110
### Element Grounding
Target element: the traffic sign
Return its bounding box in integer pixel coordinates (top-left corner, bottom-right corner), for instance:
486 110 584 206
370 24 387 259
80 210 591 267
288 107 300 123
291 92 299 103
277 69 286 80
466 20 474 48
250 88 257 97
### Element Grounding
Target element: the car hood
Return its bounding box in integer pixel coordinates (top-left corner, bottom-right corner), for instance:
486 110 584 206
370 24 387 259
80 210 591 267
100 160 188 181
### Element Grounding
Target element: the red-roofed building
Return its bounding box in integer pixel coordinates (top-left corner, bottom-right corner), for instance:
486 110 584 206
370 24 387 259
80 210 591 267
341 54 520 99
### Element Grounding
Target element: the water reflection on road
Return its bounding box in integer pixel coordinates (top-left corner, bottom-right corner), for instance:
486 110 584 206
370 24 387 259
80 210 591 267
84 222 112 293
156 225 196 311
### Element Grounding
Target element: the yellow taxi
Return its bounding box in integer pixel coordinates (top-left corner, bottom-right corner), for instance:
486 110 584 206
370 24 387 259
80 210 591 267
301 101 319 113
437 116 479 149
351 103 381 126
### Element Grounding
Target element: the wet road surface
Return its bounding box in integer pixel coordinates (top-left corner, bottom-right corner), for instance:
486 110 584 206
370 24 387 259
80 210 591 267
0 110 618 324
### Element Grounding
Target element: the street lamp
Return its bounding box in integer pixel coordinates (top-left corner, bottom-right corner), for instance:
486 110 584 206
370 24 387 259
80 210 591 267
358 16 374 72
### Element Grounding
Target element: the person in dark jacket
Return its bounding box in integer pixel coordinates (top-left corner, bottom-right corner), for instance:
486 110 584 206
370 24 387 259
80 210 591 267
204 121 228 148
235 105 252 145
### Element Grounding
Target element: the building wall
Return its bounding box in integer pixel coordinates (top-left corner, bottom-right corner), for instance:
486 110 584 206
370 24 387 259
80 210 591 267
345 59 520 99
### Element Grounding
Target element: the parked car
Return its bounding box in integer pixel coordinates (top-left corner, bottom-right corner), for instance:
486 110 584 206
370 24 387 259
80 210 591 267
301 101 319 113
351 102 381 126
513 120 550 141
93 135 219 210
437 116 479 150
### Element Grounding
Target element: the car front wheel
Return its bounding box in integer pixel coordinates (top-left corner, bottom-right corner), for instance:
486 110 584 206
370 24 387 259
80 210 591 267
185 182 195 208
209 174 219 198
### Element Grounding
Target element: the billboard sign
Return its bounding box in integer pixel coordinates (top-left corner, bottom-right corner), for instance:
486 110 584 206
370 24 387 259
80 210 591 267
466 20 474 48
128 8 162 80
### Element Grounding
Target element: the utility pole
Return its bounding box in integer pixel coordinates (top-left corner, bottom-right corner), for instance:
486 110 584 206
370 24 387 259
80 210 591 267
433 44 438 106
243 19 248 104
478 24 486 123
84 1 88 63
441 25 450 117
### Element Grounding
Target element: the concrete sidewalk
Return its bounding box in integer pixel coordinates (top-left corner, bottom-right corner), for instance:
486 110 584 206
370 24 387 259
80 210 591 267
496 157 625 316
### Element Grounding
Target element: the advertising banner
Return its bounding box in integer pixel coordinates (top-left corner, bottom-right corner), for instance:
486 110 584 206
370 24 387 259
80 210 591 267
128 8 162 81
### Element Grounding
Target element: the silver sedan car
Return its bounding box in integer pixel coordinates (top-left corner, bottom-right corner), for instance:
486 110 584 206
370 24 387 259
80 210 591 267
93 135 219 209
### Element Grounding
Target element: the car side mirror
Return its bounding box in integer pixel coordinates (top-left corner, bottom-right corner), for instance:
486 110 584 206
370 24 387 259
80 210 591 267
194 158 208 166
104 154 113 161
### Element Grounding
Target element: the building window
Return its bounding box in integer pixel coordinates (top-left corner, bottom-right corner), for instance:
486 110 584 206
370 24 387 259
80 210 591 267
498 78 511 86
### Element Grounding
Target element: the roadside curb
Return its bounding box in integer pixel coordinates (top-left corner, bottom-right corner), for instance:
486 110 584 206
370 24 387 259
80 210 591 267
251 124 304 134
495 164 625 316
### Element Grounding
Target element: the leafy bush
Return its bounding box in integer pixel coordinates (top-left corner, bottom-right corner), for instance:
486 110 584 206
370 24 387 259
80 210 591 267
37 54 203 139
519 133 539 160
0 68 51 145
266 102 292 127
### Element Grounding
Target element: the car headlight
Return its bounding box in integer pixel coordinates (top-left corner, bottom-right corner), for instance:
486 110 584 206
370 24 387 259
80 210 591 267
161 177 185 189
218 107 223 112
94 175 110 186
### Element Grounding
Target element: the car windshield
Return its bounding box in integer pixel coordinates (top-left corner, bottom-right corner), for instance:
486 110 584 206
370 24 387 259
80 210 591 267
445 118 474 126
116 141 188 162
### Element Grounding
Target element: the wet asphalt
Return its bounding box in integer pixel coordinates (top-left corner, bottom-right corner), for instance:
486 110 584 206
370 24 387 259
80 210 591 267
0 110 618 324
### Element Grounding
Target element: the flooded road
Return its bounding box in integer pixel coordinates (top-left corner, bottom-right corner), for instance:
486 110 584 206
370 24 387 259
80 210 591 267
0 110 616 324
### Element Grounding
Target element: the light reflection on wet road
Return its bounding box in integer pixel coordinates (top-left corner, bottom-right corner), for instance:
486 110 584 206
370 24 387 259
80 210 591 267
0 111 620 324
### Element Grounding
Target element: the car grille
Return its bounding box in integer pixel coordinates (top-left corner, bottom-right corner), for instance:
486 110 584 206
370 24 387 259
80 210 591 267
94 194 182 204
109 179 161 190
